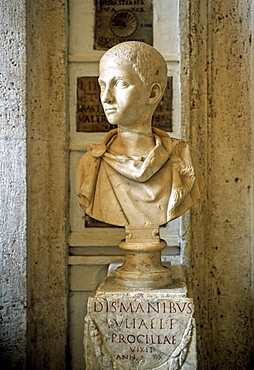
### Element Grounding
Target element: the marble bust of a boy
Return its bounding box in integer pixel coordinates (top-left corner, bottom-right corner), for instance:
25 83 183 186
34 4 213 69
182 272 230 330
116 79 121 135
76 41 203 227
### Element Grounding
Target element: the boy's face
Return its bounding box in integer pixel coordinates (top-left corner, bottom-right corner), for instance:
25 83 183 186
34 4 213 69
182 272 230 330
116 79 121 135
98 58 152 129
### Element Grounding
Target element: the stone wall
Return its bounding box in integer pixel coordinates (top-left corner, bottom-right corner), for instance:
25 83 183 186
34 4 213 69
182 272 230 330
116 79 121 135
0 1 69 367
181 0 254 368
0 0 27 368
26 0 69 368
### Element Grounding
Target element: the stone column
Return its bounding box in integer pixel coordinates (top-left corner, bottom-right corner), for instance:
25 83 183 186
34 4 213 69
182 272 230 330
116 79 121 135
26 0 69 368
0 0 27 368
180 0 254 368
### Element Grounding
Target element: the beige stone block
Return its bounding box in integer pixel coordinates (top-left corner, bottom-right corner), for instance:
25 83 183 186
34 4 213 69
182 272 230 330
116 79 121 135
84 265 196 369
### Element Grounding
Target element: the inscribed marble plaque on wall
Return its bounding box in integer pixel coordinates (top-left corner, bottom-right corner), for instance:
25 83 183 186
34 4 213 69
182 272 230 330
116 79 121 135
94 0 153 50
76 77 113 132
76 76 173 133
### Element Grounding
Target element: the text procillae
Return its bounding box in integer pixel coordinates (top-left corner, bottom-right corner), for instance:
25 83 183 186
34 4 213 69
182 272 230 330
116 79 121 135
111 333 177 345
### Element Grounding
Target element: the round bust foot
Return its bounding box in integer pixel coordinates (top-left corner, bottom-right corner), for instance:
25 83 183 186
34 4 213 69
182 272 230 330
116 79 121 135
114 247 172 289
114 225 172 289
114 263 172 289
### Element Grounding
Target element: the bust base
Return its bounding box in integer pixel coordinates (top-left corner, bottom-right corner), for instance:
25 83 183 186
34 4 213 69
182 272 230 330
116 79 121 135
115 246 172 289
113 225 172 289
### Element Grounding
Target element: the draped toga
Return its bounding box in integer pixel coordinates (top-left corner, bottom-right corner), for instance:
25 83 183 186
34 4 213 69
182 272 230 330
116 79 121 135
76 128 204 227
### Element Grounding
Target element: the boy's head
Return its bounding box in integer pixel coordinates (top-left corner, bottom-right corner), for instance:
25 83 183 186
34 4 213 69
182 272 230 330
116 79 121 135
100 41 168 95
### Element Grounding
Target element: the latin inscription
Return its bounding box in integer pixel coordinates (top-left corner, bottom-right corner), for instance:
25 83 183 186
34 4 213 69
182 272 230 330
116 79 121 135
76 76 173 133
76 77 113 132
94 0 153 50
93 300 193 314
87 297 194 368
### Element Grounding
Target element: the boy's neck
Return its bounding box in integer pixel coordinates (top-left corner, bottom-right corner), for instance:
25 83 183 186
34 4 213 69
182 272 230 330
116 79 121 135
110 126 155 157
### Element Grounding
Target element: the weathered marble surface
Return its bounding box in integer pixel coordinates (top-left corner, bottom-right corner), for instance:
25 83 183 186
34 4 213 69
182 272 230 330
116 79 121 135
84 265 196 369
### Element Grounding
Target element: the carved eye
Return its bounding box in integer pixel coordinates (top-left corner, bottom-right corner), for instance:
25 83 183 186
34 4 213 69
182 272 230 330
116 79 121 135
115 79 128 88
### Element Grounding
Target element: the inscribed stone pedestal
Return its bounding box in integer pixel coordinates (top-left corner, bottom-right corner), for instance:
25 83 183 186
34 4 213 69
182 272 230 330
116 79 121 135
84 265 196 369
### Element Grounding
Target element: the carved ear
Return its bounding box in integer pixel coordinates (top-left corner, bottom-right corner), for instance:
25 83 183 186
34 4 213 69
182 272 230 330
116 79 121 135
148 83 162 106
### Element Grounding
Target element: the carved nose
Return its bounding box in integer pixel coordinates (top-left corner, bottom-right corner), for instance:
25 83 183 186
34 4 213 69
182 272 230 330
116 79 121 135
101 88 114 104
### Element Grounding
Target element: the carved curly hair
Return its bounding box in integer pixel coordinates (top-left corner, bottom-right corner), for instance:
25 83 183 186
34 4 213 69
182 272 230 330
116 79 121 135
100 41 168 94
